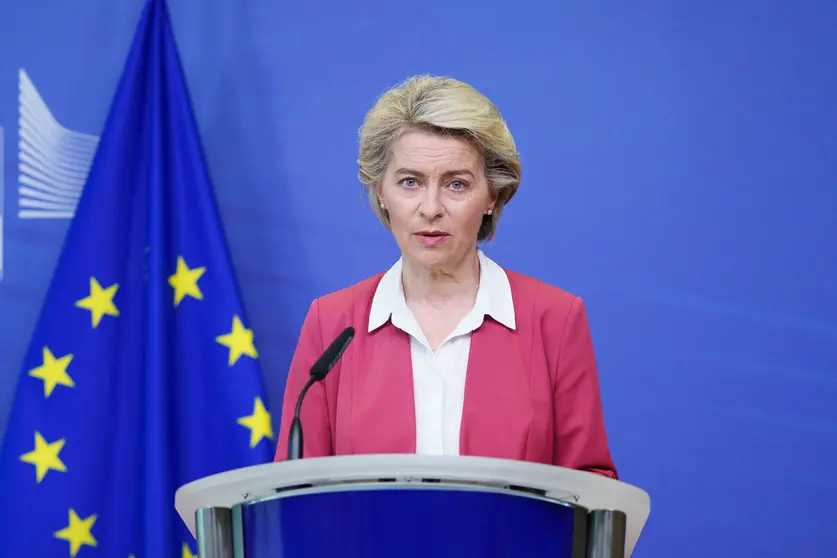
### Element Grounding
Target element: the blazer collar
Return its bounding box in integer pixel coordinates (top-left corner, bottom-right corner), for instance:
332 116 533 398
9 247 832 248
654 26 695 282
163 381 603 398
368 249 516 333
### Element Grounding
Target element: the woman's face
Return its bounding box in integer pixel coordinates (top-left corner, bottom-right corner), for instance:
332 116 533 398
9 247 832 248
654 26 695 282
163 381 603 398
378 128 496 273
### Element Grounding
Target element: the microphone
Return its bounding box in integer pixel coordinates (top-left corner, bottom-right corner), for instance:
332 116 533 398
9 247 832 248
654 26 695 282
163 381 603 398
287 326 355 460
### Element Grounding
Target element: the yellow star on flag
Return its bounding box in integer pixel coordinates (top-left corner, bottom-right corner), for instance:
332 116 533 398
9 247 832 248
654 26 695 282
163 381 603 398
168 255 206 306
216 315 258 366
54 509 97 557
75 277 119 328
238 397 273 448
182 542 196 558
20 431 67 482
29 347 74 398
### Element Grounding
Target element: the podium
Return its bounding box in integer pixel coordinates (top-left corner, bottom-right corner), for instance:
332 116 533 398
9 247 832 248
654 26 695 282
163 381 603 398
175 455 650 558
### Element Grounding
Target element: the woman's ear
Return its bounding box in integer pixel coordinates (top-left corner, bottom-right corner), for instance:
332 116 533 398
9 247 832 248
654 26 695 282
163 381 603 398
375 184 385 208
487 190 499 214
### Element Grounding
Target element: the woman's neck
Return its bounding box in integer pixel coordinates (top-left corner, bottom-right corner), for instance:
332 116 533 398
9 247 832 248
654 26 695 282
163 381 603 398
401 249 481 309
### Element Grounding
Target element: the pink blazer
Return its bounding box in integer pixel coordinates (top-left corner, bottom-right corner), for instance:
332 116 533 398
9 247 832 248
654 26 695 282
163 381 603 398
273 268 618 479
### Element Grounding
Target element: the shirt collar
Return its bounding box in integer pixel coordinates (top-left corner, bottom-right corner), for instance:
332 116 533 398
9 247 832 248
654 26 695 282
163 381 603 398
368 249 516 333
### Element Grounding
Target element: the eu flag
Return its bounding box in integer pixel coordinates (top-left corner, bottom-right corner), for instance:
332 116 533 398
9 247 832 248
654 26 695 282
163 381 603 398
0 0 273 556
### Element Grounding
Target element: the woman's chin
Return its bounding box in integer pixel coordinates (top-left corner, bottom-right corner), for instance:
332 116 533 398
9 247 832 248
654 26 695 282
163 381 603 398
406 245 468 272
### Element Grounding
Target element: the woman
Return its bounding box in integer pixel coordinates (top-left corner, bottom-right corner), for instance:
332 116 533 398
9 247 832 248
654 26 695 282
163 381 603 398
274 75 618 479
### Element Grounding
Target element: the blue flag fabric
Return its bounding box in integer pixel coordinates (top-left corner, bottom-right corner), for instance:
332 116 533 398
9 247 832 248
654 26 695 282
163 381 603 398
0 0 274 556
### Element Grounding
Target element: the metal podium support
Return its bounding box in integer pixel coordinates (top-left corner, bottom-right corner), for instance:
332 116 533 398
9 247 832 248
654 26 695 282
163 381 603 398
195 506 234 558
586 509 628 558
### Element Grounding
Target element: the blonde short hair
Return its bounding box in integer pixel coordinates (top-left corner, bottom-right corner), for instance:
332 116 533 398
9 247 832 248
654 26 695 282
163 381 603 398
357 75 522 242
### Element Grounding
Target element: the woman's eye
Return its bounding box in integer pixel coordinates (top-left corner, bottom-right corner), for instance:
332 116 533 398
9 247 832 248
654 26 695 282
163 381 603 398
450 180 466 190
400 178 417 187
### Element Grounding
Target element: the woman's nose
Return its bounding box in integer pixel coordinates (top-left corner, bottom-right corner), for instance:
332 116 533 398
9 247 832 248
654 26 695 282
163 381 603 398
418 185 443 218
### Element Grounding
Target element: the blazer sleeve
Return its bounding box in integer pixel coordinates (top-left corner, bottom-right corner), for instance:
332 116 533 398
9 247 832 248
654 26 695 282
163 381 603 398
274 299 334 461
552 296 618 479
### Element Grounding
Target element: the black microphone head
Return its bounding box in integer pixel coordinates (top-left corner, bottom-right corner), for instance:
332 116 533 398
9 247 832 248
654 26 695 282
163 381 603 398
310 326 355 381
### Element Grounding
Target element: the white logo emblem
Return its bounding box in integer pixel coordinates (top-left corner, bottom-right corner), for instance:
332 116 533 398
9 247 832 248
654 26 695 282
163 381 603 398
18 68 99 219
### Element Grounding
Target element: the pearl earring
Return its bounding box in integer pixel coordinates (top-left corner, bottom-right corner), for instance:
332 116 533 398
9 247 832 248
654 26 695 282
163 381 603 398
486 209 493 215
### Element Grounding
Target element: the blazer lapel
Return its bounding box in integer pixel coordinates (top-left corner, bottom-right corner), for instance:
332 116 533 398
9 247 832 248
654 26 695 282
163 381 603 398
349 323 416 455
460 319 531 460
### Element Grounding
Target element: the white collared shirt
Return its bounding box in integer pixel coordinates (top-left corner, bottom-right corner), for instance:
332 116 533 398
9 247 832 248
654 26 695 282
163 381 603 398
368 249 516 456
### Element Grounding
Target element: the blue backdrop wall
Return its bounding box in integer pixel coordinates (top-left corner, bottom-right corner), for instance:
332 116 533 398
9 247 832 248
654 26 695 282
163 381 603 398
1 1 835 556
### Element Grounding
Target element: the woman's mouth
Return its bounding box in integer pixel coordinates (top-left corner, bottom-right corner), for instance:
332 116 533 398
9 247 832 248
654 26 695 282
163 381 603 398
415 231 450 246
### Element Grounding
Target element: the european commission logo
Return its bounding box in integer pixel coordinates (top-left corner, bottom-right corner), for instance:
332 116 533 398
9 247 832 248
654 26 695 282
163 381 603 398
0 69 98 281
18 69 98 218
